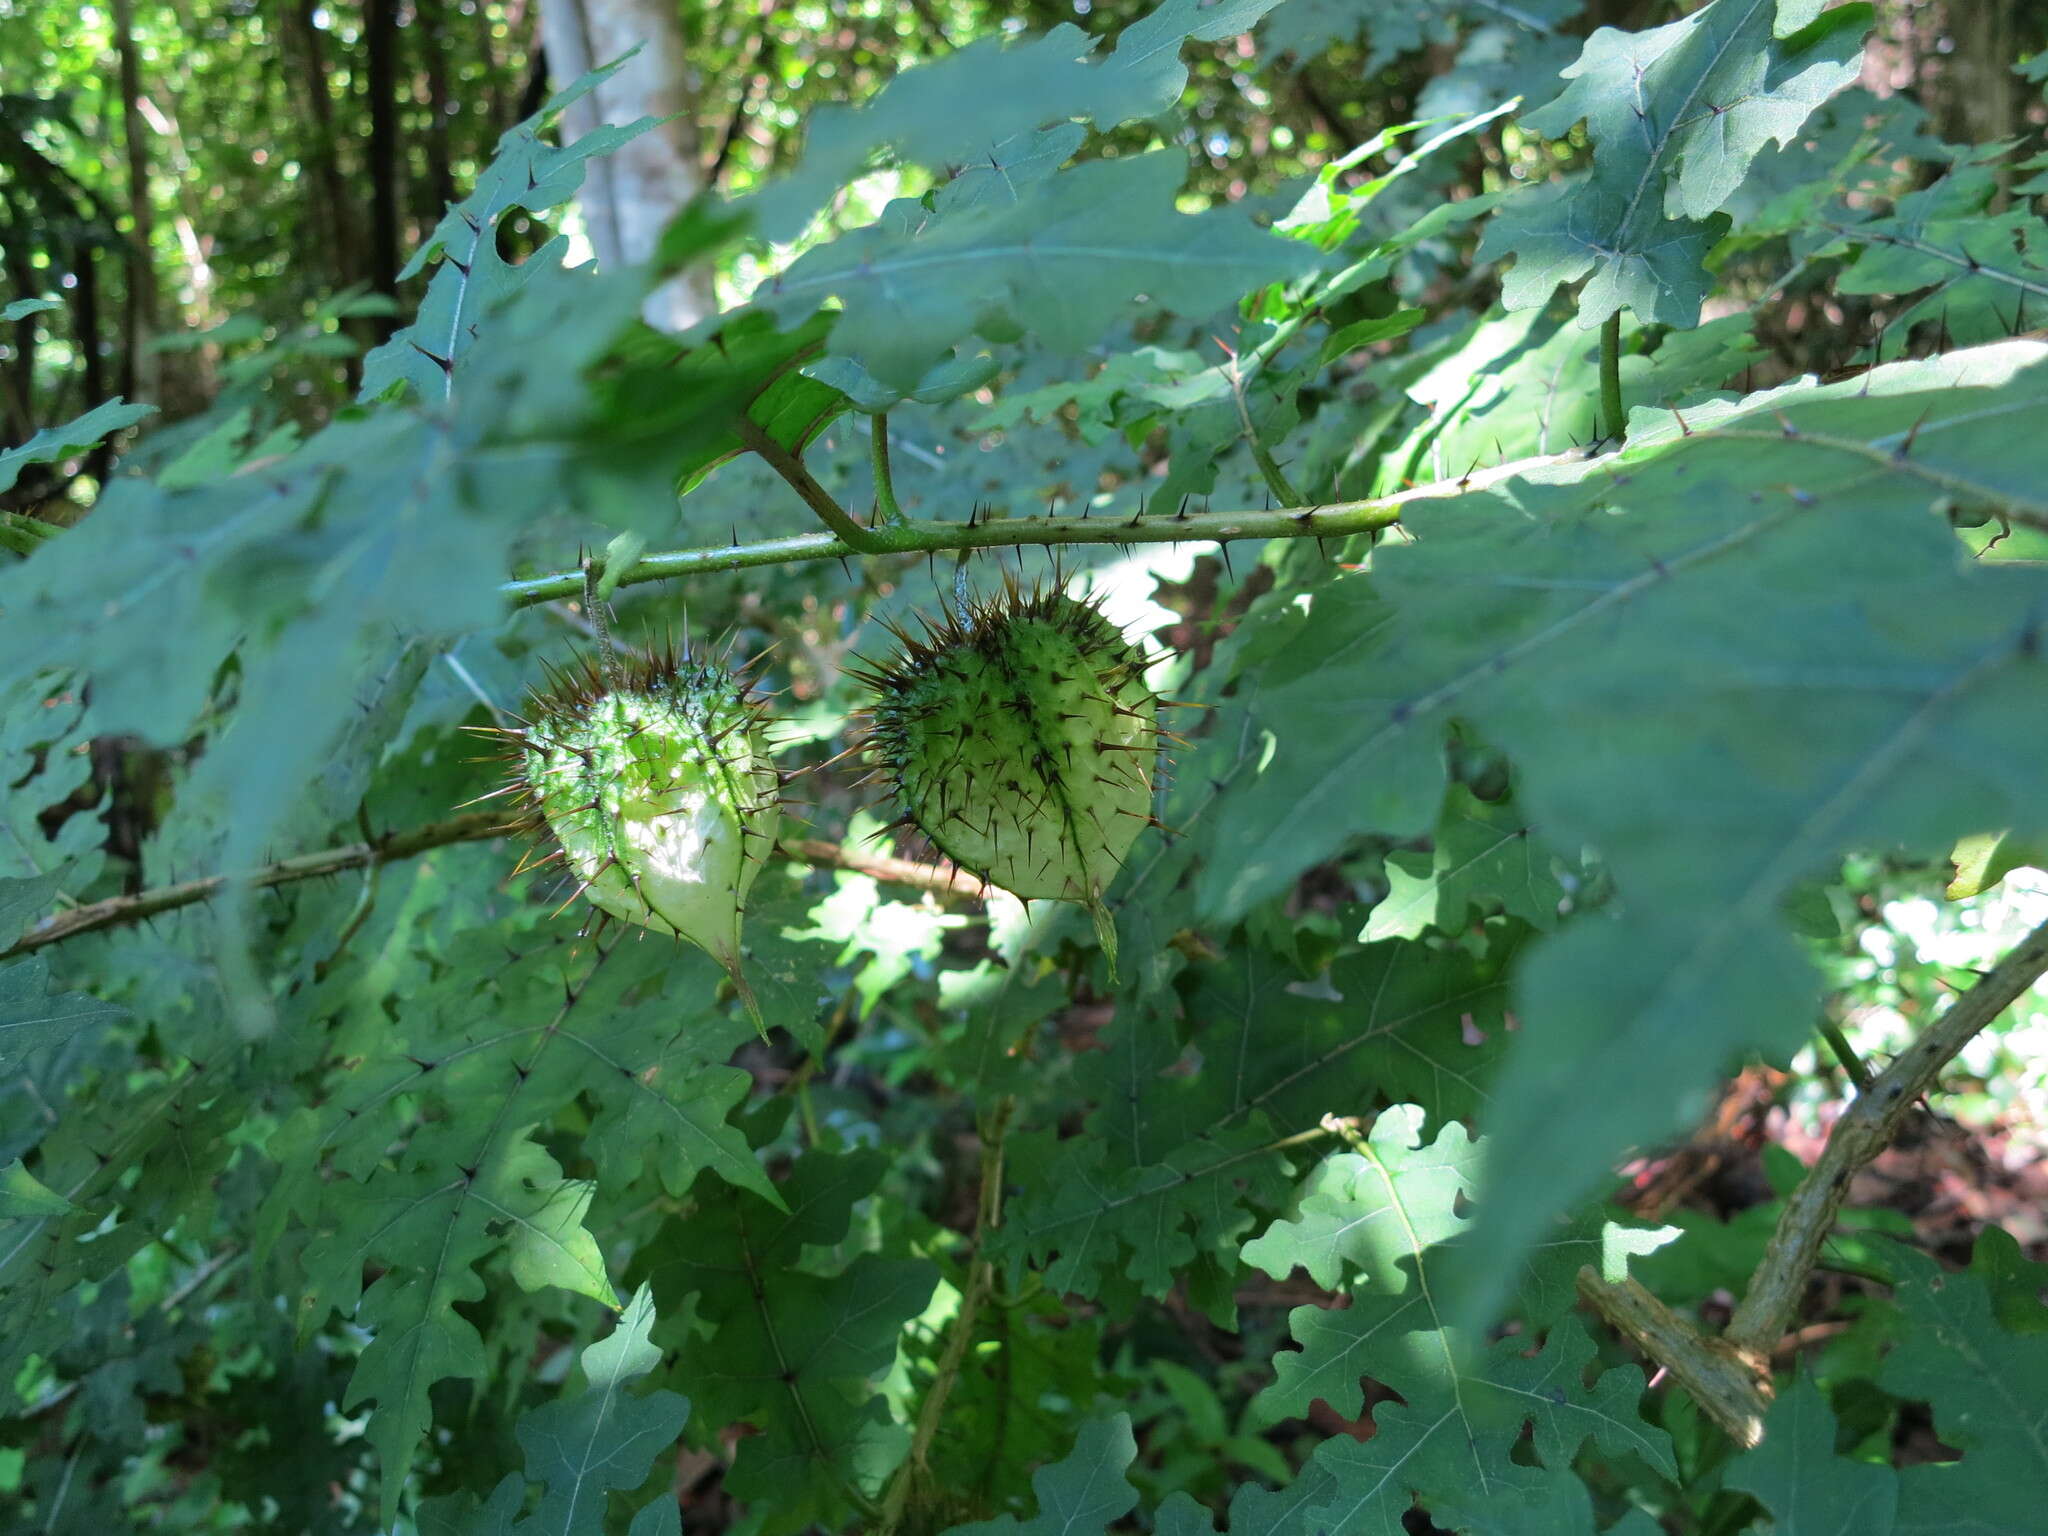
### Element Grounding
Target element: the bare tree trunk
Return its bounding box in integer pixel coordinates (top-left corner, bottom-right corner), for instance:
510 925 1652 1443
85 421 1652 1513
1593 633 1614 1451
285 0 361 374
706 4 777 190
128 85 223 411
2 225 36 443
365 0 404 334
514 46 551 128
73 250 112 480
537 0 716 331
493 0 536 127
110 0 160 405
417 0 458 217
1936 2 2020 175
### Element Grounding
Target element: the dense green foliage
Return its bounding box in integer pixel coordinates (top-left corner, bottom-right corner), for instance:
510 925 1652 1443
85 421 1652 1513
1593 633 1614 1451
4 2 2048 1534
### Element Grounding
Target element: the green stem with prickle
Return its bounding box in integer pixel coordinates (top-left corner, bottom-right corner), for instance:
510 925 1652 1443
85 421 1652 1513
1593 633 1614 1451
500 413 2048 612
581 559 627 694
1600 311 1626 444
1725 914 2048 1356
734 414 889 553
501 454 1565 609
870 413 908 526
2 822 990 962
878 1095 1017 1535
1581 916 2048 1450
1816 1016 1872 1090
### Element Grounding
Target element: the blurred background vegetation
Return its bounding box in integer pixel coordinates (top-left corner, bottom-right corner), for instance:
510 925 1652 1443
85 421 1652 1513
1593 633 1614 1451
7 0 2046 1162
6 0 2048 1224
5 1 2044 474
5 4 2048 1528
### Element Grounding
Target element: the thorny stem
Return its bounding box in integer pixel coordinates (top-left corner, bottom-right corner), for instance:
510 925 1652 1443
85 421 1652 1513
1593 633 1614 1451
879 1095 1017 1535
1583 915 2048 1446
580 558 627 695
1723 913 2048 1354
1249 436 1306 507
1816 1015 1873 1091
1577 1270 1773 1448
2 812 507 960
502 409 2048 608
1 818 990 961
870 413 908 526
501 456 1561 609
1238 386 1306 505
1220 333 1306 506
1600 311 1626 444
733 413 889 554
1819 219 2048 306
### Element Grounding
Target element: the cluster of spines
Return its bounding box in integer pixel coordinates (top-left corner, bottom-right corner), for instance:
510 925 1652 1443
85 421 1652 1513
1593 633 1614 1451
464 632 782 937
848 574 1170 904
468 576 1179 977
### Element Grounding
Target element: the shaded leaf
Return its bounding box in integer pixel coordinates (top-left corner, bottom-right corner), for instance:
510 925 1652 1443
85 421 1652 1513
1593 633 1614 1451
0 957 126 1076
0 1160 74 1219
1199 342 2048 1319
1362 785 1568 942
1264 0 1583 75
1238 1112 1671 1533
512 1285 690 1536
0 399 155 495
941 1415 1140 1536
640 309 847 497
1883 1242 2048 1535
1481 0 1867 326
766 152 1320 391
999 935 1516 1301
804 349 1002 415
1726 1376 1897 1536
749 0 1293 241
634 1150 939 1535
269 937 764 1521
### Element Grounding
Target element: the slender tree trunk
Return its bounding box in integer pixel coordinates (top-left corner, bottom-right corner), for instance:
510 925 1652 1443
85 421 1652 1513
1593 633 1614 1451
537 0 716 331
494 0 535 127
706 6 776 190
109 0 160 405
285 3 355 293
417 0 457 217
1937 2 2019 185
2 225 36 444
72 250 113 480
364 0 404 332
132 91 222 408
514 46 551 127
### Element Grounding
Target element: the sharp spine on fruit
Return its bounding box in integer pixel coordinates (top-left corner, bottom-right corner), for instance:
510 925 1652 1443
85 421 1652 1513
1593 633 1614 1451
855 574 1164 979
489 610 782 1036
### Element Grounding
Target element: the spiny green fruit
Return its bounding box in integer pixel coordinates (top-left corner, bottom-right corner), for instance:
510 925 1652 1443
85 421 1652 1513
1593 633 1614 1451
856 581 1161 971
479 637 780 1029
